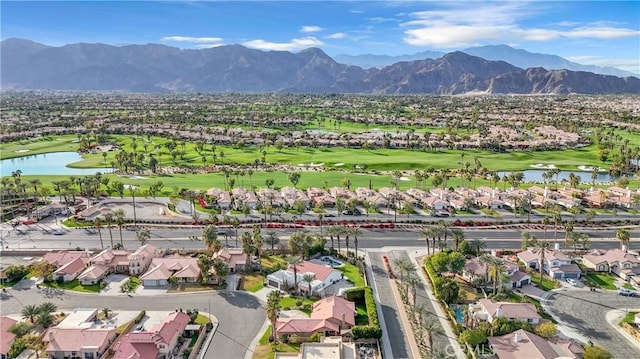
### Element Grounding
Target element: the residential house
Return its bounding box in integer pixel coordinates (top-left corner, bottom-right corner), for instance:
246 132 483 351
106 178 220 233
461 257 530 288
206 188 232 210
281 186 311 208
475 195 504 209
419 196 449 211
128 244 162 276
258 188 286 208
329 187 357 202
517 248 581 280
53 257 89 282
213 248 248 273
1 316 17 359
582 249 640 280
232 187 259 210
43 327 117 359
112 311 190 359
306 187 335 208
607 186 639 209
77 248 132 285
469 299 542 325
42 251 91 269
275 296 355 339
274 337 357 359
488 329 583 359
267 261 343 295
140 257 201 287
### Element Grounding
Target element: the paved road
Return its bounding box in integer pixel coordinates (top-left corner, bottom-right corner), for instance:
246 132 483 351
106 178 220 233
0 286 265 359
3 225 638 251
546 289 640 359
369 251 414 359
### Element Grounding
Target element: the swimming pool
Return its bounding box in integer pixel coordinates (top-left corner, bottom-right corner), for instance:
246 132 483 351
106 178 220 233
454 308 464 324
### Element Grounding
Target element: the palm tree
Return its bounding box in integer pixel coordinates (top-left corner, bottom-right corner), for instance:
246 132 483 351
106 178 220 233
536 240 551 285
346 226 362 258
266 290 282 341
421 227 433 256
487 257 506 293
100 307 113 320
36 311 54 328
392 256 415 284
93 217 104 249
405 272 420 304
302 273 315 297
136 228 151 246
617 228 631 251
103 212 115 248
421 317 444 351
21 304 39 323
451 228 465 252
469 238 487 257
38 302 57 315
202 225 222 254
265 230 280 252
288 256 302 295
113 208 126 247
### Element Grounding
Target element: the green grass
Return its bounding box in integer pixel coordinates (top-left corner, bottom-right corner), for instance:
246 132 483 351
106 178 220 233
243 273 266 292
259 326 272 345
129 277 140 291
355 303 368 325
620 311 638 326
531 275 558 291
279 296 315 313
338 263 366 287
585 273 618 290
5 132 640 174
42 279 102 293
623 283 635 290
261 255 288 272
195 314 211 325
62 218 94 228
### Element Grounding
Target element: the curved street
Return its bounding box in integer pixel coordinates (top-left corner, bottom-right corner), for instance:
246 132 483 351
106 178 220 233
0 287 265 359
545 289 640 359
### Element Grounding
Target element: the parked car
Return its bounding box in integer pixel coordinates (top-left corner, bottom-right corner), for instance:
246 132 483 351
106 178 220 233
617 288 637 297
566 278 578 286
323 213 336 218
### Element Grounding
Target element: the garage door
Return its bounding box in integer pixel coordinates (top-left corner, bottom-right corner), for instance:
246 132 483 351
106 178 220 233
563 273 580 279
268 280 279 288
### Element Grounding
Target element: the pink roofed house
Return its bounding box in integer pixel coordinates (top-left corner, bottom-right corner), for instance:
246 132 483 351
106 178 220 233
43 327 117 359
469 299 542 325
140 257 200 287
1 316 17 359
213 248 248 273
276 295 356 339
488 329 582 359
113 311 190 359
582 249 640 280
53 256 90 282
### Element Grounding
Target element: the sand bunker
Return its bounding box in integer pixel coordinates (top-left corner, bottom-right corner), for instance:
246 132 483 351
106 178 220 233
15 149 30 153
129 176 147 180
578 165 605 172
399 176 411 181
530 163 557 169
309 162 324 167
334 163 344 167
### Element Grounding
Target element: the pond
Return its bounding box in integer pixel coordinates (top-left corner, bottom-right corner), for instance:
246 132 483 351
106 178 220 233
498 169 619 184
0 152 108 176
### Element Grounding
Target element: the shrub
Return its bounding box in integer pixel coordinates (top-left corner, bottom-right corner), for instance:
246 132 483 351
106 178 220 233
351 325 382 339
295 299 303 307
343 287 365 303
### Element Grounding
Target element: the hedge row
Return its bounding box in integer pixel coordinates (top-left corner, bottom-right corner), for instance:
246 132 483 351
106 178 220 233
423 258 440 300
349 286 382 339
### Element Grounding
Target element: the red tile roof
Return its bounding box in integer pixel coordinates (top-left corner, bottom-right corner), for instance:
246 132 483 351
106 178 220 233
0 316 17 355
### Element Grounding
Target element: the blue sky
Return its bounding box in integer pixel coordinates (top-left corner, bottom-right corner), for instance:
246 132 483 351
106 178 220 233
2 1 639 73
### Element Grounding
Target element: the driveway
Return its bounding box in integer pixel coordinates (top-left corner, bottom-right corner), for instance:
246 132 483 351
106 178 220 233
546 289 640 359
100 274 130 296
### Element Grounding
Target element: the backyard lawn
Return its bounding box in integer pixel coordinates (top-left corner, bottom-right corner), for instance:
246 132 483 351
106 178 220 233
338 263 365 287
261 255 288 272
355 303 368 325
585 273 618 290
280 296 316 314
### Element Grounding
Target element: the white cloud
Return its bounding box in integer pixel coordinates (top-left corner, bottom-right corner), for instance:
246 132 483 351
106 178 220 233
401 3 639 48
242 37 324 51
326 32 347 39
300 26 323 33
161 36 223 43
565 55 640 74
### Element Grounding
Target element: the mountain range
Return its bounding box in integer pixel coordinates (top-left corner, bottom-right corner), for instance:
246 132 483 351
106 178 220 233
335 44 637 78
1 38 638 94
